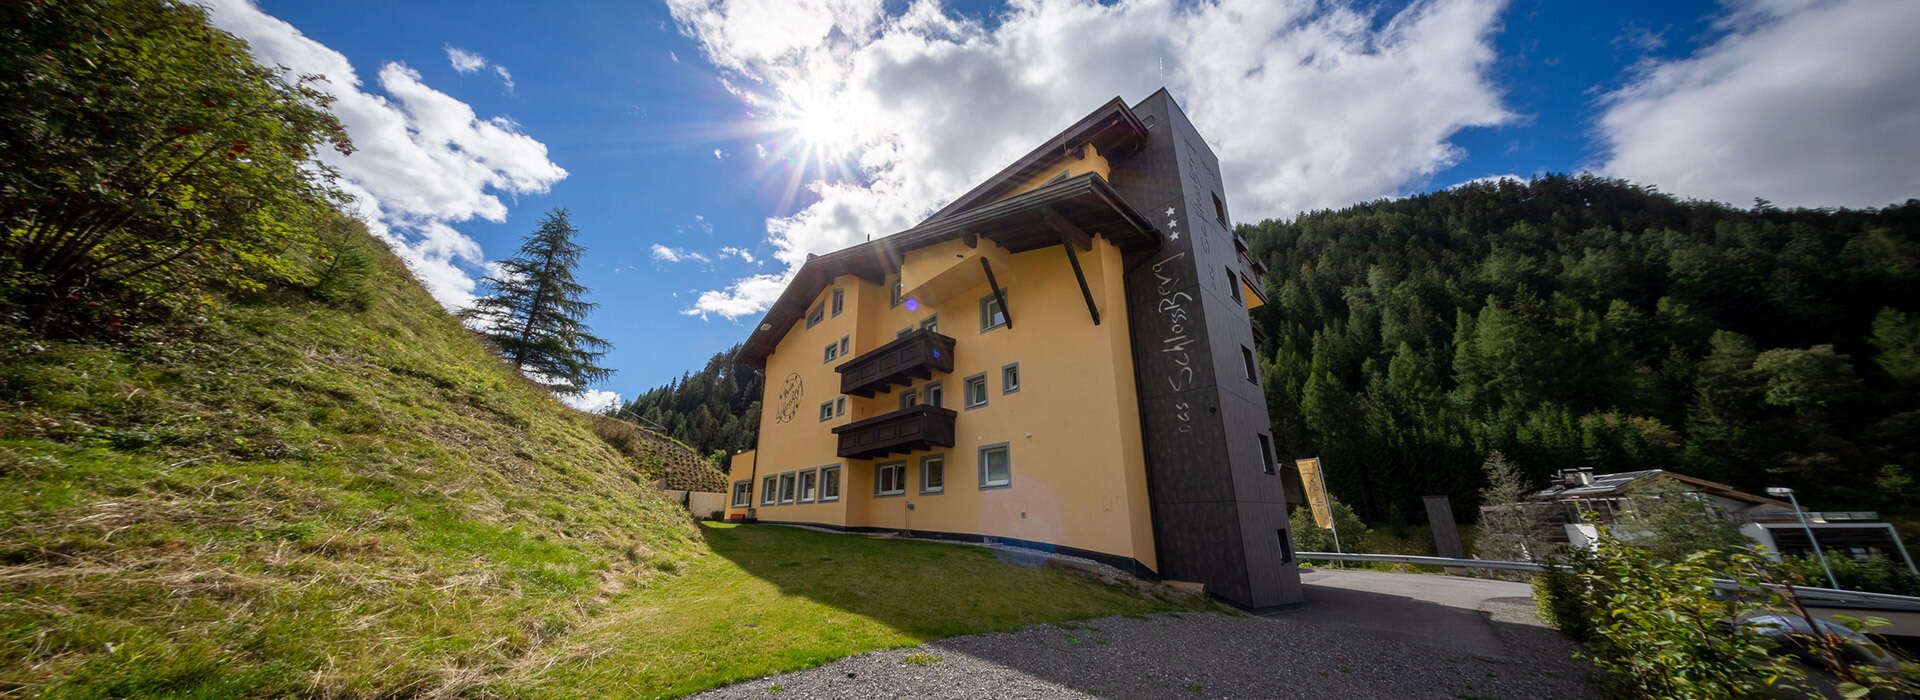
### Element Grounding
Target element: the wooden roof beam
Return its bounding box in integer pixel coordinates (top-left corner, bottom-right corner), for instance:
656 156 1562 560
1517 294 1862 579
1043 206 1101 325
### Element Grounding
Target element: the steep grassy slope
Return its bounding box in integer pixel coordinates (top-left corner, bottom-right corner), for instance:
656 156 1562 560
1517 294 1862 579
0 232 701 696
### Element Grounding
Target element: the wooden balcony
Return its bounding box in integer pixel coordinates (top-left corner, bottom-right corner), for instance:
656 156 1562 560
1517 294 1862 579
836 329 956 398
832 404 957 460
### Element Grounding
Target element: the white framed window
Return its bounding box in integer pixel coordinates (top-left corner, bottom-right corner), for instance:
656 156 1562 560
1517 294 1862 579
979 291 1008 331
925 382 943 408
732 481 751 507
899 390 918 411
964 373 988 409
798 469 817 502
875 462 906 496
1257 433 1277 475
779 472 797 503
1001 363 1020 394
835 396 846 417
806 302 825 328
819 401 835 422
978 443 1012 489
820 465 841 501
838 336 849 356
762 475 777 505
920 454 945 494
824 341 839 363
831 288 844 317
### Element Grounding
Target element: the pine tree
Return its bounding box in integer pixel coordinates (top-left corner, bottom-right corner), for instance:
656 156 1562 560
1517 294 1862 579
463 209 611 394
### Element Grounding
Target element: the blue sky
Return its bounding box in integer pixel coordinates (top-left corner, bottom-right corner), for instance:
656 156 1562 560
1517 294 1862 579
207 0 1920 407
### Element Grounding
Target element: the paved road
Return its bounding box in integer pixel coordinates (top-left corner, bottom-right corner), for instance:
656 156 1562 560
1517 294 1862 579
692 569 1593 699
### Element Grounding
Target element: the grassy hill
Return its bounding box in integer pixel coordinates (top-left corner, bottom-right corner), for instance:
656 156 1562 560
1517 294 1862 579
0 229 703 696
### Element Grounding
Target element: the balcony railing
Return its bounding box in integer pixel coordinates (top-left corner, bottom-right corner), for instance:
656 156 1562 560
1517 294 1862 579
832 404 957 460
836 329 956 398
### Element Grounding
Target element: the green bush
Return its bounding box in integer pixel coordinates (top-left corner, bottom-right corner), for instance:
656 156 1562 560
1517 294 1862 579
1289 497 1369 553
1786 551 1920 596
1532 547 1596 642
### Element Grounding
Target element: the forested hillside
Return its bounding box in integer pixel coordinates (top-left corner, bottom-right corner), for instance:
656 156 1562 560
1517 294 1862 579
1244 175 1920 523
617 345 762 458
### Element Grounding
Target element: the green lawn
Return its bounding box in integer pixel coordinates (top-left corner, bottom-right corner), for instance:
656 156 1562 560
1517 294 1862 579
487 522 1207 698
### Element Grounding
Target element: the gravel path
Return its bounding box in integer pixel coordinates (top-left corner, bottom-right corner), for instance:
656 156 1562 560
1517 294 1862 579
692 589 1594 699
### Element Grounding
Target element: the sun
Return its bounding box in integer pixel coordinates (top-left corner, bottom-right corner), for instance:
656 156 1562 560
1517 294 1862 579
783 100 857 160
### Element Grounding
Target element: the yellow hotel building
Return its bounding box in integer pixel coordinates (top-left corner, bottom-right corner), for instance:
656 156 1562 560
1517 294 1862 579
725 90 1301 608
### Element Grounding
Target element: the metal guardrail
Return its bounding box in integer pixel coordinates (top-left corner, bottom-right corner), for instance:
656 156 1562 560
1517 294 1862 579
1299 551 1920 613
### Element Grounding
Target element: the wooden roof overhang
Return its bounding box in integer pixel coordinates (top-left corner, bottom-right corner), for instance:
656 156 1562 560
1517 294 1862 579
741 173 1157 367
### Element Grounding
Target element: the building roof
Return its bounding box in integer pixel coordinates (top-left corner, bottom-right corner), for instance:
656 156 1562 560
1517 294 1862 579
1531 468 1793 508
738 97 1160 368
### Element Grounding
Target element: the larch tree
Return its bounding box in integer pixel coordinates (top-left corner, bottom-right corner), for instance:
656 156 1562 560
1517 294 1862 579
464 209 611 395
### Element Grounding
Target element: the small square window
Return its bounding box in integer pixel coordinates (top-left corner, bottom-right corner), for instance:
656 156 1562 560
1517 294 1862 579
875 462 906 496
964 374 988 409
732 481 751 507
1002 363 1020 394
899 390 918 411
823 341 839 363
806 302 825 328
779 472 796 504
762 475 777 505
921 455 945 494
835 396 846 417
1257 433 1277 475
925 382 944 408
979 444 1012 489
980 291 1009 332
1242 345 1259 384
819 401 835 422
831 288 844 317
820 465 841 501
798 469 817 502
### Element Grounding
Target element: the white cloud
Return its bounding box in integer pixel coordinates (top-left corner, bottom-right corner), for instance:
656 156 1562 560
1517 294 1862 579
560 388 622 413
651 244 711 264
445 45 487 73
713 148 728 159
719 246 758 263
669 0 1512 318
669 49 681 63
755 143 768 158
1599 0 1920 208
1450 173 1524 189
203 1 566 308
494 65 516 93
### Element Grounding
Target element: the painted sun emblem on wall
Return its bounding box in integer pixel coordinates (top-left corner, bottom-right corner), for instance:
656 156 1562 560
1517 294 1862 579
774 372 804 423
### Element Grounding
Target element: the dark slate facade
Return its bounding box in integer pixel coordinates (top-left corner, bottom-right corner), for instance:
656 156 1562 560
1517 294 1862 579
1113 90 1302 608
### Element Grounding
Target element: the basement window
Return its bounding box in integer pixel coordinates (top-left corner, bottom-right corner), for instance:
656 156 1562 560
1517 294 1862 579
762 475 777 506
875 462 906 496
820 465 841 502
732 481 751 508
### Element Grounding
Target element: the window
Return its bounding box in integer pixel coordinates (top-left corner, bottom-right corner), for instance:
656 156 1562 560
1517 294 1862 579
835 396 846 417
875 462 906 496
1227 266 1242 303
779 472 796 504
921 455 945 494
819 400 835 422
979 291 1008 331
1277 529 1295 563
823 341 839 363
1242 345 1259 384
925 382 944 408
820 465 841 501
838 336 849 356
899 390 917 411
963 373 988 409
798 469 817 502
919 315 938 334
890 279 904 307
830 288 844 317
806 302 825 328
732 481 751 507
1001 363 1021 394
978 444 1012 488
1257 433 1277 475
1213 191 1229 228
762 475 777 505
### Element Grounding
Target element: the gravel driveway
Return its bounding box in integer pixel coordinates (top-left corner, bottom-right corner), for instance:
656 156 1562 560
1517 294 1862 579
693 570 1594 699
